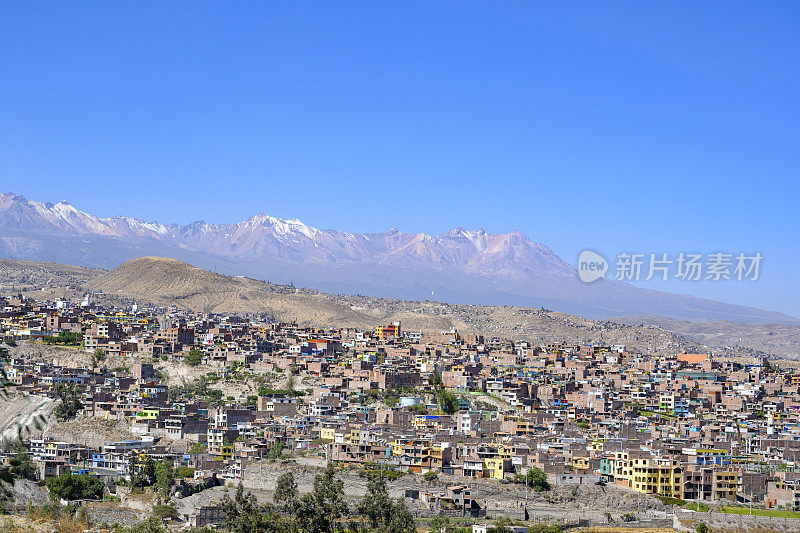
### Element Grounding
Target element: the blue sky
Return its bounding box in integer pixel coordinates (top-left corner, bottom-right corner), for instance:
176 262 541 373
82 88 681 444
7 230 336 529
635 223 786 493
1 2 798 316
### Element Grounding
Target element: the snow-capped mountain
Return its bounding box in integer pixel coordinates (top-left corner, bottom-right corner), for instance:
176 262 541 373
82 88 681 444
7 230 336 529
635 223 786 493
0 191 795 324
0 192 573 276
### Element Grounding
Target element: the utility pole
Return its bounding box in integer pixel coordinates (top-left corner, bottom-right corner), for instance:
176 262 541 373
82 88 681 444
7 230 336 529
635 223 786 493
524 472 528 521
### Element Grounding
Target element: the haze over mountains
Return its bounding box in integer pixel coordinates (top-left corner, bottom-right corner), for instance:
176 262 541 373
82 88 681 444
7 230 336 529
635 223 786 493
0 192 795 325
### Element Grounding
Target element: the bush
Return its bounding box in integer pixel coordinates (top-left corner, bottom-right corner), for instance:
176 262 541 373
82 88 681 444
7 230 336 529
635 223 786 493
177 466 195 478
655 494 686 506
185 349 204 366
46 472 104 501
153 503 178 520
514 467 550 491
188 442 207 455
423 471 438 483
696 522 708 533
42 332 82 346
620 512 635 522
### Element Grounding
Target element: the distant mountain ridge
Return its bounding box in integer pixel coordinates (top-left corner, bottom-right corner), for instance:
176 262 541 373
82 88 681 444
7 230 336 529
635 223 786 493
0 191 796 324
0 193 572 275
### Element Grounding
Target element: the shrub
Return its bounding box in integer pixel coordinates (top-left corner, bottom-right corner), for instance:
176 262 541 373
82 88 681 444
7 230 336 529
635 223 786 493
46 473 104 501
423 471 438 483
185 349 204 366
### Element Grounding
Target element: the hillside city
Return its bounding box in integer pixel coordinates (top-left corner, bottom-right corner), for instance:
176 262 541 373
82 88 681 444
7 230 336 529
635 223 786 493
2 291 800 532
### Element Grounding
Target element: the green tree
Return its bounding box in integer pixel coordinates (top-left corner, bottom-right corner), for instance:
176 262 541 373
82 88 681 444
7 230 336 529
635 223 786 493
488 517 515 533
131 456 157 488
177 466 195 478
91 348 106 369
437 389 459 415
515 467 550 492
9 452 35 480
428 515 454 533
46 472 104 501
273 471 298 514
185 349 204 366
423 471 438 484
356 475 415 533
54 384 83 421
385 498 415 533
406 403 428 414
358 476 393 529
266 441 285 460
124 516 167 533
696 522 708 533
153 503 178 521
296 464 347 533
155 459 175 494
221 482 284 533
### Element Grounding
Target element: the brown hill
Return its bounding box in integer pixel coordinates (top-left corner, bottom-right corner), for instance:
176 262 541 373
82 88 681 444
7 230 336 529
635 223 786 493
86 257 380 329
90 257 242 297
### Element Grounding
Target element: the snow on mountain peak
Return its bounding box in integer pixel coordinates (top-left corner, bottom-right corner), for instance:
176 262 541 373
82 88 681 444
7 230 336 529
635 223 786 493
0 192 569 277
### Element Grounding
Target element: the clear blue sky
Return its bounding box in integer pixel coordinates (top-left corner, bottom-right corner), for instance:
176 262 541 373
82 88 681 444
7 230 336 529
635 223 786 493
1 2 798 316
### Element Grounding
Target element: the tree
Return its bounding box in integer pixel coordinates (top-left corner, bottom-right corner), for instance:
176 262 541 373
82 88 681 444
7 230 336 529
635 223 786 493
131 456 157 488
385 498 415 533
274 471 298 514
9 452 35 480
437 389 460 415
428 516 455 533
46 472 104 501
176 466 195 478
488 517 515 533
54 384 83 421
185 349 204 366
124 517 167 533
155 459 175 494
266 441 285 461
91 348 106 369
221 482 284 533
356 475 415 533
296 464 347 533
515 467 550 492
406 403 428 415
358 476 393 529
153 503 178 521
696 522 708 533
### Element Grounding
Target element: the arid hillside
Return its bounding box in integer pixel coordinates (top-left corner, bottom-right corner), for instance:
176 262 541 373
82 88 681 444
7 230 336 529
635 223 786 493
87 257 380 329
0 255 791 359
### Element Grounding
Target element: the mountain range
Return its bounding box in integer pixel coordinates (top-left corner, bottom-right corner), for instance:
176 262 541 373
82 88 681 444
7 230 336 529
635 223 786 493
0 191 795 325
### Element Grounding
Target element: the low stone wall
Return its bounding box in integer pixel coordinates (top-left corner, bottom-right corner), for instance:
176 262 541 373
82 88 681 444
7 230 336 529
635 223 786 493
676 509 800 532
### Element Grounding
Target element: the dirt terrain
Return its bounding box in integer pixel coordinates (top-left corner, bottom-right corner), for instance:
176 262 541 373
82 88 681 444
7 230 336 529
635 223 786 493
1 256 780 359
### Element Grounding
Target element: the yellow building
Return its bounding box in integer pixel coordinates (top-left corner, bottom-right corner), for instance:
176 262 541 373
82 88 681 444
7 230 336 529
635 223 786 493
319 427 336 442
483 457 512 480
376 321 401 339
628 456 682 497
